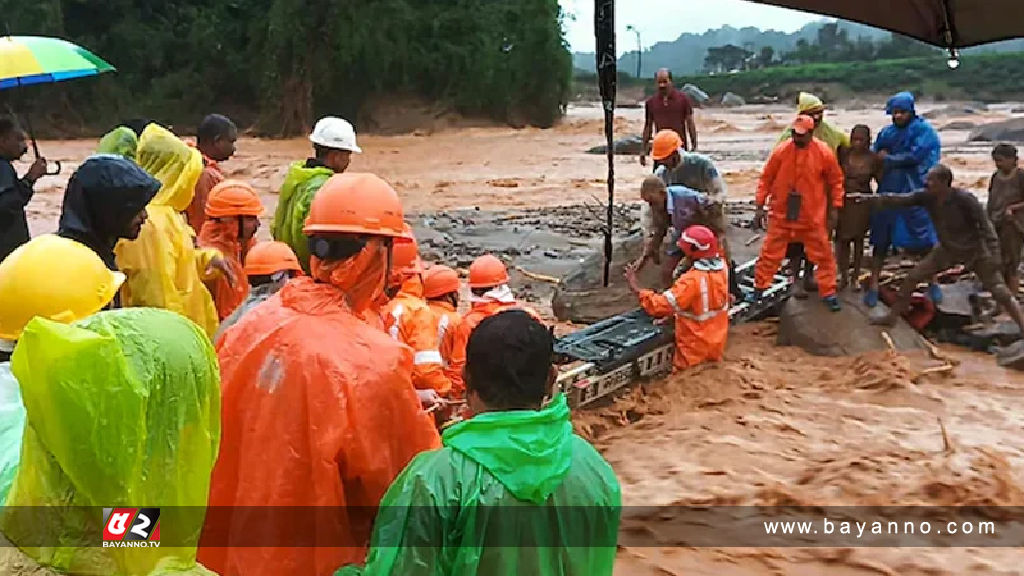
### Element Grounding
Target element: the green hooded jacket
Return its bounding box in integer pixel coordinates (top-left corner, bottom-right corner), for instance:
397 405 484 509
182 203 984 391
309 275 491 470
336 393 622 576
96 127 140 161
271 161 334 273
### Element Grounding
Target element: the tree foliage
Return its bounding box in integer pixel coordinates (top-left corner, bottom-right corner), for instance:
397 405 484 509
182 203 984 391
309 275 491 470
0 0 572 136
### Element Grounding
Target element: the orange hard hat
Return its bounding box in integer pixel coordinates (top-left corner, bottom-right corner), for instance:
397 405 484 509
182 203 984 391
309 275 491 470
244 241 303 276
303 172 405 237
792 114 815 135
422 265 461 298
205 180 265 218
651 130 682 161
468 254 509 288
677 225 720 260
392 223 424 276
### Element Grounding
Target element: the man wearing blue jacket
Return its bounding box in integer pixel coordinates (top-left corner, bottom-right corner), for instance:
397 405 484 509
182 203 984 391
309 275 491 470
864 92 942 307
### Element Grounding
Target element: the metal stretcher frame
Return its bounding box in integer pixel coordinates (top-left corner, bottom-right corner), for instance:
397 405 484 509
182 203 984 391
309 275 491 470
552 258 792 409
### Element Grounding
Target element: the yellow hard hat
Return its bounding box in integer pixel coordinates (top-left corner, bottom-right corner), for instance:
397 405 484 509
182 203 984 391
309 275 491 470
0 235 126 340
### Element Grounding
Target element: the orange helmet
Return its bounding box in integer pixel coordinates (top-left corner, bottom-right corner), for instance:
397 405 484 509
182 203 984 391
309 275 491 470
651 129 682 161
468 254 509 288
206 180 265 218
677 225 720 260
303 173 405 237
392 223 424 277
422 265 461 298
244 241 303 276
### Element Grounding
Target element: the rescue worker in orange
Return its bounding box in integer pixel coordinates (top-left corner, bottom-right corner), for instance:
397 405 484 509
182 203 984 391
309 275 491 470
422 264 466 396
751 114 845 312
198 179 264 320
448 254 542 392
382 226 453 396
625 225 729 370
198 173 442 576
187 114 237 233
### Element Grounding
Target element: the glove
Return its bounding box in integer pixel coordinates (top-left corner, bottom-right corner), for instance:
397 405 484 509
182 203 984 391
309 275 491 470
753 206 766 231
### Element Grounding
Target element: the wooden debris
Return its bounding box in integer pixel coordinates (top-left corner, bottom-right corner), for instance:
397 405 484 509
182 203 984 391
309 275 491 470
744 234 762 246
515 266 560 284
881 332 896 351
938 417 954 453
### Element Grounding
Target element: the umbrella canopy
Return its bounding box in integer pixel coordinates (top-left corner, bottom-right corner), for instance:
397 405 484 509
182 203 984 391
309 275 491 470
0 36 115 90
744 0 1024 49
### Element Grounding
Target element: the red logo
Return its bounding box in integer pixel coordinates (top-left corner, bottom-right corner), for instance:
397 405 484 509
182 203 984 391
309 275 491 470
102 508 161 541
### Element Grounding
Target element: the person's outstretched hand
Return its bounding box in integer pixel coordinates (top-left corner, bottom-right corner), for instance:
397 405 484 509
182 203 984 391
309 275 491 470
207 256 237 288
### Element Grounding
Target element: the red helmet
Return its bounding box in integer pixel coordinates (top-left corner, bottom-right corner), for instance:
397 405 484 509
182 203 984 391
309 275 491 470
677 225 720 260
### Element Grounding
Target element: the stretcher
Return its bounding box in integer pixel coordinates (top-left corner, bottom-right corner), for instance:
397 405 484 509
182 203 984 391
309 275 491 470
552 258 792 409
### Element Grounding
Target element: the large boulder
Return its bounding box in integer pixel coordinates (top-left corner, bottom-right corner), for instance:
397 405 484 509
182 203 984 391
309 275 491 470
586 135 645 156
681 83 710 107
721 92 746 107
777 291 927 356
967 118 1024 143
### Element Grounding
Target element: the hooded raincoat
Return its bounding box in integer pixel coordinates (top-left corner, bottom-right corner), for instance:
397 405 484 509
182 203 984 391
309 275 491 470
199 242 442 576
115 125 221 336
198 219 254 321
95 127 140 160
870 92 940 250
335 393 621 576
271 161 334 273
426 300 465 396
0 308 220 576
776 92 850 154
383 276 452 395
57 155 161 272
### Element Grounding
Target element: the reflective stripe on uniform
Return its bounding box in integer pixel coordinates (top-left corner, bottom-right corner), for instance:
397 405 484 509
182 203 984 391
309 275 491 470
414 350 444 365
664 274 729 322
389 304 404 341
436 314 450 368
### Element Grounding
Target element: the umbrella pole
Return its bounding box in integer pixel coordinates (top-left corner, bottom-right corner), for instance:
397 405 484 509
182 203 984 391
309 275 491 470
595 0 616 288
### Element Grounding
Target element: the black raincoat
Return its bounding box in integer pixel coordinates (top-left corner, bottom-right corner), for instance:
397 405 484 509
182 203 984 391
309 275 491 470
0 159 34 264
57 155 160 272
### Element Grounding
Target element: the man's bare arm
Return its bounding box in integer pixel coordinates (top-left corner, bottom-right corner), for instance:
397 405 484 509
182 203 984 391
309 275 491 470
686 115 698 151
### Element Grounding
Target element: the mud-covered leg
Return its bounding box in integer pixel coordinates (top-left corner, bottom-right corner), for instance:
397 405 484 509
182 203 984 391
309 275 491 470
851 237 865 292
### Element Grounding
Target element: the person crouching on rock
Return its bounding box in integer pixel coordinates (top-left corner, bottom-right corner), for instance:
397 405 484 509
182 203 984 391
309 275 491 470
634 175 739 296
854 164 1024 333
625 225 730 371
751 114 844 312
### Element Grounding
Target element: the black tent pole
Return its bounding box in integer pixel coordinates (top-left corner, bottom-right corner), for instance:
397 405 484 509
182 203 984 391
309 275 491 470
595 0 616 287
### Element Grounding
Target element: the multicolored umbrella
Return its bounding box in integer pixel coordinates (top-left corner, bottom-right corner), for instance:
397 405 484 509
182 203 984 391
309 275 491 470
0 36 115 174
0 36 115 89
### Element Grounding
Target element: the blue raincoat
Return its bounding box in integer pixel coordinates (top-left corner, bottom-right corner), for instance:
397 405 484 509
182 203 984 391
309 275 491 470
870 92 940 250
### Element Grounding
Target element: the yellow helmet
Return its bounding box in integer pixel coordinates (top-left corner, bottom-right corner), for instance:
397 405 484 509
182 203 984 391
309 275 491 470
0 235 126 340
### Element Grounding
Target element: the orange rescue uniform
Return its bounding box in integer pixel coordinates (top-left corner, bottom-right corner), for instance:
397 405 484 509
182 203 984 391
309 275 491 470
639 261 730 370
754 138 844 296
187 155 224 233
426 299 465 397
449 298 543 397
383 276 453 395
198 221 254 320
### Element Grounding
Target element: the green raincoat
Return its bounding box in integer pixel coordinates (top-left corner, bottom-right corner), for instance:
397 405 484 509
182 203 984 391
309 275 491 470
776 92 850 155
271 161 334 273
96 127 140 160
0 308 221 576
336 393 621 576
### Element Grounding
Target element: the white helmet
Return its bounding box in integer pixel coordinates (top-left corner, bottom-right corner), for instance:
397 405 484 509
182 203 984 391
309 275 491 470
309 116 362 154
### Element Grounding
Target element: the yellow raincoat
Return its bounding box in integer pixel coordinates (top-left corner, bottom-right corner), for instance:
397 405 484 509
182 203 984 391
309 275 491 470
114 125 221 336
776 92 850 154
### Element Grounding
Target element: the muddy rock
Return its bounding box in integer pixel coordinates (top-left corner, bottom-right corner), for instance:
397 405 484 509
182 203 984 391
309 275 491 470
923 103 988 120
586 135 645 156
721 92 746 107
681 83 709 107
777 291 926 356
552 233 663 323
941 121 977 131
967 118 1024 143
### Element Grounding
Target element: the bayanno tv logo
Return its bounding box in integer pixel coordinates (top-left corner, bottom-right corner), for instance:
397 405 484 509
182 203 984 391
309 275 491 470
102 508 161 548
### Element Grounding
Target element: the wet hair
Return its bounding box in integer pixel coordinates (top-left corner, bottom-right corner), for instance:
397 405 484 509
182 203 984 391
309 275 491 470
641 175 667 196
118 118 153 136
197 114 236 145
931 164 954 186
851 124 871 138
993 143 1018 160
465 310 553 410
0 116 19 138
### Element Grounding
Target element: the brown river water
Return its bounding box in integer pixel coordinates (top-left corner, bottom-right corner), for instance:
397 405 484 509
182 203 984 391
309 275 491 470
10 102 1024 575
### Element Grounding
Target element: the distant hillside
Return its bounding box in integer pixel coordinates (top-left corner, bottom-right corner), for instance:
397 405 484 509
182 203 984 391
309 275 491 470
672 52 1024 104
573 20 1024 77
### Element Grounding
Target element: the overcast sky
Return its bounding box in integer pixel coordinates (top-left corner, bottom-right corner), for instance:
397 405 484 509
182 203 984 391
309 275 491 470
559 0 822 54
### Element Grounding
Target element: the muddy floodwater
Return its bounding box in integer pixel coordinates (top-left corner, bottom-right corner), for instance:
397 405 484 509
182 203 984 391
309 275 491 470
16 103 1024 575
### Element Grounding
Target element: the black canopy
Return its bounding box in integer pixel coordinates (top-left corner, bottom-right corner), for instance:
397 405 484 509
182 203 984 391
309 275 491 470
745 0 1024 49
